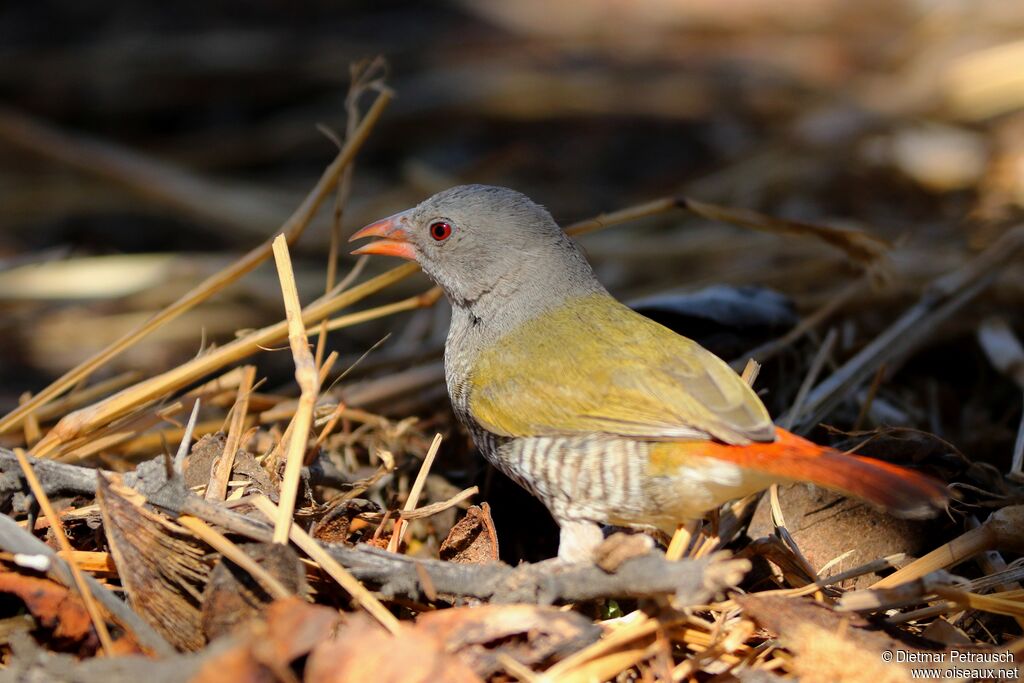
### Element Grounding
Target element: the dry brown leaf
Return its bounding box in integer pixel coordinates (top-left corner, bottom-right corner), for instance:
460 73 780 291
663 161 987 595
262 597 341 664
201 543 310 641
417 604 602 678
183 433 226 490
438 503 499 564
786 623 913 683
736 595 939 683
189 597 339 683
310 506 354 545
189 640 277 683
0 571 94 647
305 614 482 683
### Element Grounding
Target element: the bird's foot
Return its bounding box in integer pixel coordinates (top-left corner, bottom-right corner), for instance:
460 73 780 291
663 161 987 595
556 520 604 562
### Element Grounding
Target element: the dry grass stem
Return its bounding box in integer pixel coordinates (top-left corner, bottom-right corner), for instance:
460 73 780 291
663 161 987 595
740 359 761 387
18 393 41 447
313 404 347 449
389 432 443 552
564 197 677 236
173 398 202 474
271 235 320 544
497 652 542 682
315 62 383 367
769 484 819 583
564 195 890 268
207 366 257 502
540 615 659 682
932 586 1024 618
782 327 837 430
399 485 478 521
55 550 118 576
665 522 696 561
871 528 992 590
319 287 444 334
316 351 339 387
30 372 143 424
680 197 889 267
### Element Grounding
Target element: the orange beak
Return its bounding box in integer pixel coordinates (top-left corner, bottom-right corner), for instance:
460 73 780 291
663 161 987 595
349 210 417 261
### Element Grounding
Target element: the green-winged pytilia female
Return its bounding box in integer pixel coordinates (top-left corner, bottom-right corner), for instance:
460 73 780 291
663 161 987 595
351 185 947 561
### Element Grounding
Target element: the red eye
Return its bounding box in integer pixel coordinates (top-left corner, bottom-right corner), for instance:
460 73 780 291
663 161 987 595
429 221 453 241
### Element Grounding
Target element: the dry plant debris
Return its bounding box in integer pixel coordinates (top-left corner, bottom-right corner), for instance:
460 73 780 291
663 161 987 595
0 4 1024 681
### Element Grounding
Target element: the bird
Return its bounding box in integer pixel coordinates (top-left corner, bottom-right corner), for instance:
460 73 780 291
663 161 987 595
350 185 948 561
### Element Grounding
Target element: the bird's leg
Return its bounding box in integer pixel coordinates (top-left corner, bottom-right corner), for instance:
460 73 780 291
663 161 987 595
556 519 604 562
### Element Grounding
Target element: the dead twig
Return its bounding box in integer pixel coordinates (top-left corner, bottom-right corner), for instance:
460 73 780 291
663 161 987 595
389 433 443 552
564 195 889 267
207 366 256 502
270 236 320 544
400 486 478 521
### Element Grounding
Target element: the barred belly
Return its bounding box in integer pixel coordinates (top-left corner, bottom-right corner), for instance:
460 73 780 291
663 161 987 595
471 429 774 533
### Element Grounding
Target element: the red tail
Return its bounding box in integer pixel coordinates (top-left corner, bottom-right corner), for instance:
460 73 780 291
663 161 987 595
695 427 948 518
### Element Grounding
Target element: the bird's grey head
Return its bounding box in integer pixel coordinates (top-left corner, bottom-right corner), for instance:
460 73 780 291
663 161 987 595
351 185 601 313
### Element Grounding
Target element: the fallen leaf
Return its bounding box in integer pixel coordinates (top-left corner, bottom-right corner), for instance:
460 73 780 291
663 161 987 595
190 598 339 683
417 604 602 677
183 433 226 490
0 571 93 646
190 639 276 683
439 503 498 564
306 614 481 683
263 597 340 664
736 595 941 683
201 543 309 641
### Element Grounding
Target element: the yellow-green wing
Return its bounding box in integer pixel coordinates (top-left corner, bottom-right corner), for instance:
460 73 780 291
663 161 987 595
468 294 774 445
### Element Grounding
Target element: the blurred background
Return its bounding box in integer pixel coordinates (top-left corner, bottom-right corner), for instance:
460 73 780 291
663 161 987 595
1 0 1022 559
